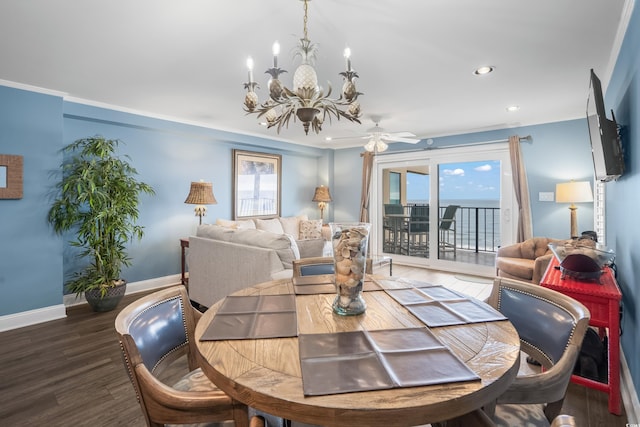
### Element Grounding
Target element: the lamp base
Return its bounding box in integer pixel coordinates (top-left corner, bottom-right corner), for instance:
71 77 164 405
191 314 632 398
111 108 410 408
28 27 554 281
194 205 207 225
569 205 578 239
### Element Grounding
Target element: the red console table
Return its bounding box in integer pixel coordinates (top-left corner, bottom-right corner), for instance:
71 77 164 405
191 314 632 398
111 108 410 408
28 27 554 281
540 257 622 415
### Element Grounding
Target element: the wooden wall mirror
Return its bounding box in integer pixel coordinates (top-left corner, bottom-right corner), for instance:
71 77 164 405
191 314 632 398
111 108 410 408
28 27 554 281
0 154 24 199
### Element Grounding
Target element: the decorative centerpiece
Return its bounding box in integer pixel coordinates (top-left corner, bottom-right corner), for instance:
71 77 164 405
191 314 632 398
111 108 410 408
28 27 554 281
548 239 615 282
330 223 371 315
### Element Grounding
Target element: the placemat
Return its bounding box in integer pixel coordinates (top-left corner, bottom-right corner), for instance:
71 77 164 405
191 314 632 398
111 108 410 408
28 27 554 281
374 277 437 290
293 275 382 295
200 294 297 340
386 286 506 327
298 328 479 396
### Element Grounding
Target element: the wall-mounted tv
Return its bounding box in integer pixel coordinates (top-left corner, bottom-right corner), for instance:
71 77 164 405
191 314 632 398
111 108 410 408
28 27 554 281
587 69 624 182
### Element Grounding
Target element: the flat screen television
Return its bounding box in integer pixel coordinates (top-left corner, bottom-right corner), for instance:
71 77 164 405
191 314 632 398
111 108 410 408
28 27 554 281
587 69 624 182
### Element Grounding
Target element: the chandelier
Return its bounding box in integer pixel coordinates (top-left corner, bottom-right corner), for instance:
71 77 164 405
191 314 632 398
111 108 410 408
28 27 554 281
243 0 362 135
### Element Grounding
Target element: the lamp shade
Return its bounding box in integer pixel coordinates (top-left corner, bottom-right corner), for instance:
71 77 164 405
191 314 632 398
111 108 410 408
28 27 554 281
185 181 217 205
555 181 593 204
312 185 332 203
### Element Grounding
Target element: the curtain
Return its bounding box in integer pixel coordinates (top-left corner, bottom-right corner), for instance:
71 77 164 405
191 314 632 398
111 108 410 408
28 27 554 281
509 135 533 242
359 151 374 222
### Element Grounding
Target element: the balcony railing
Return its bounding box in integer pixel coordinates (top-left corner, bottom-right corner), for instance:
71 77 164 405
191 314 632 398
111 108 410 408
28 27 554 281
453 205 500 253
382 203 500 255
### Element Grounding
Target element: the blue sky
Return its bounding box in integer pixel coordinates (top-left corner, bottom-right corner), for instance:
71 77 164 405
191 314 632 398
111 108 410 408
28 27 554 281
407 160 501 201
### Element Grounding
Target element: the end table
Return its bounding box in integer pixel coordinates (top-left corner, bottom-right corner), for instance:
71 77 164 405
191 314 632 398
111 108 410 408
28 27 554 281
540 257 622 415
180 238 189 287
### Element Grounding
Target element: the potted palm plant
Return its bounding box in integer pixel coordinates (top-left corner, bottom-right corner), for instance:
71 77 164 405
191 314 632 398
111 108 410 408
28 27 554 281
48 136 155 312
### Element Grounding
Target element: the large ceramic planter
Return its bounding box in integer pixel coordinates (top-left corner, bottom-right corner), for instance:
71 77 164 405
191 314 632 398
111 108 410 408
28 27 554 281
84 281 127 312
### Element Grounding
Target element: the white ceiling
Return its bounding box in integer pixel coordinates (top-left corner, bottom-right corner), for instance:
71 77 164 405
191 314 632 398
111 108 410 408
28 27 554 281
0 0 631 149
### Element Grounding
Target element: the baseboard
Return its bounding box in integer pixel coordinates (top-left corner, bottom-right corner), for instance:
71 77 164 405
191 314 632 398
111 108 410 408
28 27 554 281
0 274 181 332
621 348 639 423
0 304 66 332
63 274 181 307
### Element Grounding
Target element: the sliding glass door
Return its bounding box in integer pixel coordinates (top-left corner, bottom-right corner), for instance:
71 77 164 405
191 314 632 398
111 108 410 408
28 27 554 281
371 143 515 276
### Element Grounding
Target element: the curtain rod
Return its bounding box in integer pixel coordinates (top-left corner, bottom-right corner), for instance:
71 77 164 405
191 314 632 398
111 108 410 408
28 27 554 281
374 135 532 156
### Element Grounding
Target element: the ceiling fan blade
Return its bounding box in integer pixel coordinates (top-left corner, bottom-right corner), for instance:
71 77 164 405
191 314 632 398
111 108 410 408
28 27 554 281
327 134 369 141
387 131 417 138
383 135 421 144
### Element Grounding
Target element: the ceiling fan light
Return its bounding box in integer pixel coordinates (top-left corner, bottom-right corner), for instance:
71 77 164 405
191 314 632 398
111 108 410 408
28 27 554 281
377 140 389 152
364 139 376 152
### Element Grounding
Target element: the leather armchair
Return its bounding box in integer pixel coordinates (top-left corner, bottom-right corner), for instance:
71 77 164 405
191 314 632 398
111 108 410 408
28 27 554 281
495 237 560 284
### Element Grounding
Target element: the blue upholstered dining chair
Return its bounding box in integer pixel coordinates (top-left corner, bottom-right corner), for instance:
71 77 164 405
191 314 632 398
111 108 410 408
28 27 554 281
115 285 282 427
292 256 335 277
484 278 591 426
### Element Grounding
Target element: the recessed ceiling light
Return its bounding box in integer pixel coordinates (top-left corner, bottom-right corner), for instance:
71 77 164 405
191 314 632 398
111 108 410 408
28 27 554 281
506 105 520 112
474 66 495 75
325 137 333 141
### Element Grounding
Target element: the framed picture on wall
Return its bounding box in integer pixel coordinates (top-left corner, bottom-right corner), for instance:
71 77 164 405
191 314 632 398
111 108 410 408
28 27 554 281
0 154 23 199
232 149 281 219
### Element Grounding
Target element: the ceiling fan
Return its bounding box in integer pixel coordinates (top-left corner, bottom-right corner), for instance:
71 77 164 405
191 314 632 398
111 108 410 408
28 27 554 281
329 122 421 152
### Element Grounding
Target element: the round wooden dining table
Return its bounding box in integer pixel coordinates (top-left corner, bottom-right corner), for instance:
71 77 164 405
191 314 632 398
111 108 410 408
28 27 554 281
195 277 520 427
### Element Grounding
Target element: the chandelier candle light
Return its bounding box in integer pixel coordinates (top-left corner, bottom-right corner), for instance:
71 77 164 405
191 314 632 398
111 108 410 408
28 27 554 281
243 0 362 135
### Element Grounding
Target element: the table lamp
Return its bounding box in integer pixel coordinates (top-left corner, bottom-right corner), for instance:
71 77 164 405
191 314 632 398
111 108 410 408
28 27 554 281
312 185 332 222
185 181 217 225
556 180 593 238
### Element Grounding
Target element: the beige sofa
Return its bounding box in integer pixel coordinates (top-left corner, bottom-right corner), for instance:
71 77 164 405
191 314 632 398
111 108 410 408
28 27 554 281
188 217 325 307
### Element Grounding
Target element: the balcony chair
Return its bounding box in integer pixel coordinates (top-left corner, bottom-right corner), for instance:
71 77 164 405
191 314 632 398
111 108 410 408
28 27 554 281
438 204 459 256
495 237 559 284
383 203 404 253
401 204 429 257
115 285 281 427
292 256 334 277
484 278 590 426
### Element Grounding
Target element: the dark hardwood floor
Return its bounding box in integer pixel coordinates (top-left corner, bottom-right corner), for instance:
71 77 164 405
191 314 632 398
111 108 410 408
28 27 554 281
0 266 629 426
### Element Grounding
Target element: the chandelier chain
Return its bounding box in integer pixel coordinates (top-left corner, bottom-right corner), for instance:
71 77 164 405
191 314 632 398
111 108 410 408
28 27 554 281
303 0 309 41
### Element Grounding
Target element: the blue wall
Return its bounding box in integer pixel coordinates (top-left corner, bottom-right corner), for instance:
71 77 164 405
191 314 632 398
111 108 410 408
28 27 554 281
0 86 64 313
0 91 332 315
604 0 640 401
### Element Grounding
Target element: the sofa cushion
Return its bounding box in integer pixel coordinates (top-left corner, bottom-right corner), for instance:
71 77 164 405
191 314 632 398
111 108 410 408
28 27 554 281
216 218 238 229
215 218 256 230
299 219 323 240
236 219 257 229
232 228 297 269
197 224 235 241
496 257 535 281
279 214 308 236
520 237 555 259
255 218 285 234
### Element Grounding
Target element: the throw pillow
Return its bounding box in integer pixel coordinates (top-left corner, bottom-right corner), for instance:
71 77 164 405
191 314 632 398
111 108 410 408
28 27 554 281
279 216 302 236
255 218 285 234
236 219 257 229
216 218 238 229
299 219 323 240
